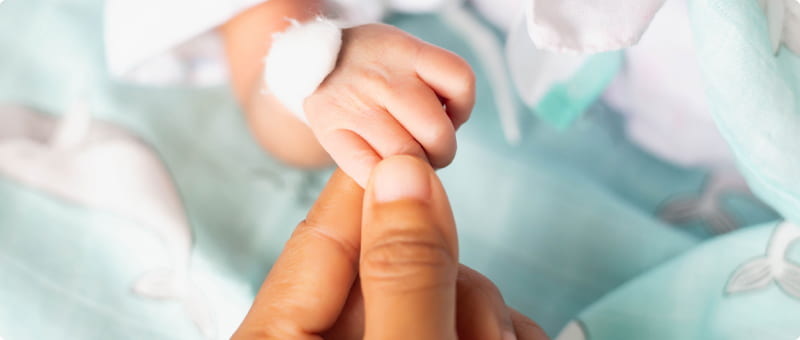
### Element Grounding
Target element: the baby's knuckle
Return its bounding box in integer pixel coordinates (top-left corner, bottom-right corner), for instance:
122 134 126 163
389 138 423 157
351 145 380 168
427 121 453 144
465 69 477 93
440 53 475 94
359 65 393 91
455 67 476 96
423 124 455 168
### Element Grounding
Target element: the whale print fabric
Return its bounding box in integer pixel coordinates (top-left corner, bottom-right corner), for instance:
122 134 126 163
0 0 796 339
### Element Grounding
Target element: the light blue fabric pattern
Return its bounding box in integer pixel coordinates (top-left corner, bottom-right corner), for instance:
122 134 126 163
554 0 800 338
0 0 793 339
691 0 800 224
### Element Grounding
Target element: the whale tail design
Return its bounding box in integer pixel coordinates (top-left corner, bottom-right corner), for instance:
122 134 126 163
659 172 752 234
1 103 216 337
726 257 800 299
659 196 738 234
727 222 800 299
134 268 217 339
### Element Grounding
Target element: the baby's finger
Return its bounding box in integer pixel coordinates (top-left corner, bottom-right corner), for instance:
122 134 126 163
350 107 429 162
415 44 476 129
233 169 363 339
383 79 457 169
318 128 382 187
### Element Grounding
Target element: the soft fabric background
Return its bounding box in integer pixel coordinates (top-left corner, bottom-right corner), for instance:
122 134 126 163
0 0 795 339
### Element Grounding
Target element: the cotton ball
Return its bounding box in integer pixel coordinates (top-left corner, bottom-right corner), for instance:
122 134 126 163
470 0 526 32
264 19 342 120
388 0 457 13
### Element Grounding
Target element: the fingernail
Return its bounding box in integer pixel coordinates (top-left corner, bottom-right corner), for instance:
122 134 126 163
372 156 431 203
503 331 517 340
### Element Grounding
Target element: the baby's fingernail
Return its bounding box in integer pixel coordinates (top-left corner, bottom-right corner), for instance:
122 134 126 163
503 331 518 340
372 156 431 203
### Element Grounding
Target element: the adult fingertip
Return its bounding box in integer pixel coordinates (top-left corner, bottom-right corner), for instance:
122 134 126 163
370 155 432 203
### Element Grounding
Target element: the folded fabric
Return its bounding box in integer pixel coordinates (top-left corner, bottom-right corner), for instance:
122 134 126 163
691 0 800 224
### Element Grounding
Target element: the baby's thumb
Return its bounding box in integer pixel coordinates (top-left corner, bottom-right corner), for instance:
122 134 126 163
359 155 459 340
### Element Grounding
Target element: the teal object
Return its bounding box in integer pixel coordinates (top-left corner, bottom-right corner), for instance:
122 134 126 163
535 51 624 130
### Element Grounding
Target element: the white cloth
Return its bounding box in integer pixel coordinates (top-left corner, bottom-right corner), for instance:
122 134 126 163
388 0 453 13
603 0 736 171
506 18 590 111
470 0 525 32
104 0 264 85
499 0 746 179
524 0 667 54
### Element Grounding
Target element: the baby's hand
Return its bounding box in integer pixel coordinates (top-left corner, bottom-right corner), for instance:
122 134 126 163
304 24 475 187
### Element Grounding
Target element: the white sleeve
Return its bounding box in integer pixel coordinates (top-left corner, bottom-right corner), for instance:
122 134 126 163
523 0 666 53
502 0 667 128
104 0 265 85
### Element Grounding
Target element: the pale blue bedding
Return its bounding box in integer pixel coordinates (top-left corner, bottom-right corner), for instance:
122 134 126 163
0 0 796 339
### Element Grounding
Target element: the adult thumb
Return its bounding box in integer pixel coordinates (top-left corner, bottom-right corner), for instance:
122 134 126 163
360 155 459 340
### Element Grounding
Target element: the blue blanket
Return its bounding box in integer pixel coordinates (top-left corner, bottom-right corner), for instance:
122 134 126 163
0 0 796 339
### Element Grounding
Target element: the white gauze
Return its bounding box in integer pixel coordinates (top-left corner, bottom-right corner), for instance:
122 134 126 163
263 17 342 123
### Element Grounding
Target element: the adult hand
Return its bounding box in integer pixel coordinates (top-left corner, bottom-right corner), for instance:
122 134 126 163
234 156 547 340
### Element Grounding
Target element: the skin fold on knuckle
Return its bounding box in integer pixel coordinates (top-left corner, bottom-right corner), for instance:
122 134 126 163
361 229 455 291
443 54 476 126
458 58 477 98
305 80 366 124
332 132 380 170
296 220 360 266
360 62 393 88
441 50 476 96
386 137 425 159
318 127 376 163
